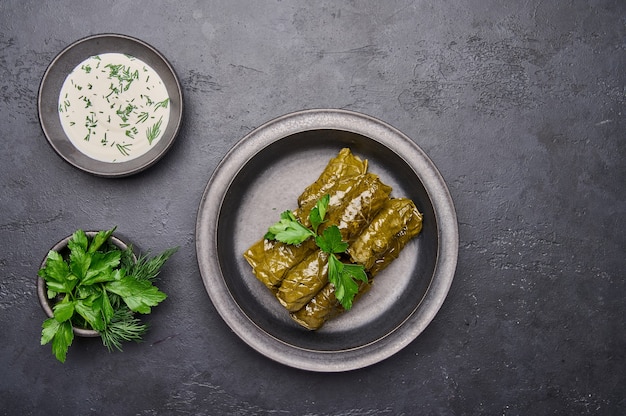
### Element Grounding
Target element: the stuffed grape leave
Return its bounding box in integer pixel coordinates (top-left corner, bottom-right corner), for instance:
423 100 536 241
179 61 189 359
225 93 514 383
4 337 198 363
348 197 423 275
275 172 391 311
324 172 392 242
290 282 340 330
292 198 423 330
243 148 366 290
243 148 423 331
290 280 371 330
243 238 316 290
297 148 367 212
276 250 329 312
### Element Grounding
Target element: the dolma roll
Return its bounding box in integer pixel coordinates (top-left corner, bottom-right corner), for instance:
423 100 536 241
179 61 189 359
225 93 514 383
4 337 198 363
348 197 423 276
294 174 363 228
290 283 340 330
292 198 422 330
276 173 391 310
244 149 367 291
243 172 364 290
324 173 393 242
290 279 371 330
243 238 316 290
244 148 424 331
297 148 368 211
276 250 329 312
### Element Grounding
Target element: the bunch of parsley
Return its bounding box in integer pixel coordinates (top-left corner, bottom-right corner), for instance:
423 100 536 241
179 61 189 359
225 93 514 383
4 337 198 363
38 227 177 362
265 195 368 310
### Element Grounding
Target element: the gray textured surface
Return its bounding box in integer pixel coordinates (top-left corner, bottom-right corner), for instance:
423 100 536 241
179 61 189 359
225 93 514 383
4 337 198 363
1 0 624 414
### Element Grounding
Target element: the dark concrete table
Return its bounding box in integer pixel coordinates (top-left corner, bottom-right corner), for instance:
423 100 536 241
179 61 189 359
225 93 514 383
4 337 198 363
1 1 624 414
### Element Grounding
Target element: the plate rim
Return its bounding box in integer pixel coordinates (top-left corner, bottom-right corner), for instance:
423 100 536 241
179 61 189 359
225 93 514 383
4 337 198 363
195 108 458 372
37 33 183 178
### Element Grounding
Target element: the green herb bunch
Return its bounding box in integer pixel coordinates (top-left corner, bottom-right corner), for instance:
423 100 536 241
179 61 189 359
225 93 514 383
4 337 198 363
264 195 368 310
38 227 177 362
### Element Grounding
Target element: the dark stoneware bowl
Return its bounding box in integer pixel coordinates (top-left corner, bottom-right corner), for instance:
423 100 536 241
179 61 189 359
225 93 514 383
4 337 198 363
38 33 183 177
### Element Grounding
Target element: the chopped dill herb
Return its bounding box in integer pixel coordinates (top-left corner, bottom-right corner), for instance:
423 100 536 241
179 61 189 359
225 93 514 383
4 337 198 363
137 112 150 123
154 98 169 110
142 94 154 106
125 126 138 139
116 143 132 156
146 117 163 145
85 112 97 129
116 103 136 123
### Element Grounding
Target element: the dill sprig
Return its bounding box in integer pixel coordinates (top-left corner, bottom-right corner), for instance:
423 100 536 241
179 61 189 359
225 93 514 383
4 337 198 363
115 142 132 156
100 308 148 352
146 116 163 145
137 111 150 123
124 246 179 282
100 246 177 351
154 98 169 110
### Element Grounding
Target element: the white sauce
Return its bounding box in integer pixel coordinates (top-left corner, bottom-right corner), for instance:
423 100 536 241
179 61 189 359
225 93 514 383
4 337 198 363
58 53 170 163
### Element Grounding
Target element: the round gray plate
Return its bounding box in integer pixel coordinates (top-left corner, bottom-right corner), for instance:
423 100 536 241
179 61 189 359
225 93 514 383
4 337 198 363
38 33 183 177
196 109 458 372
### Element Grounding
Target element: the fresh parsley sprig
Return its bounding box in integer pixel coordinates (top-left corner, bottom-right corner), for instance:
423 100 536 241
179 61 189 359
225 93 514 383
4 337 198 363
264 195 367 310
316 226 368 310
264 194 330 243
309 194 329 234
264 210 315 244
38 227 177 362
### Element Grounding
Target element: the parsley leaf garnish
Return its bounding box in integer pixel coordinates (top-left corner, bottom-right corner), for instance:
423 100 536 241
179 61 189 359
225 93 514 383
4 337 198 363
315 225 347 254
106 277 167 314
327 256 368 309
316 226 368 309
264 195 367 310
309 194 329 234
264 210 315 244
41 319 73 363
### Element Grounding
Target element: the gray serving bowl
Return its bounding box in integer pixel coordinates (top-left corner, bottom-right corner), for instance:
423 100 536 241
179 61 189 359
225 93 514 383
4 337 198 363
38 33 183 177
196 108 458 372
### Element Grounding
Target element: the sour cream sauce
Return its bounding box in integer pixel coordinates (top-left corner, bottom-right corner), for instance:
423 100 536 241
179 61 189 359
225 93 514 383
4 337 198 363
58 53 170 163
